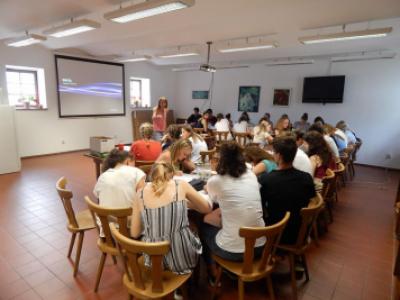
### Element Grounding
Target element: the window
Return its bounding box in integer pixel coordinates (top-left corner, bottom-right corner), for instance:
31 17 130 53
130 77 150 108
5 65 47 109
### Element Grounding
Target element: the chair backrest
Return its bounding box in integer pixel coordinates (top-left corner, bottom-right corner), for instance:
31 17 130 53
239 212 290 274
334 162 345 175
193 128 205 134
321 168 336 200
85 196 132 248
200 148 216 163
135 160 155 167
56 177 79 229
294 194 323 248
216 131 229 142
234 132 248 147
110 223 170 293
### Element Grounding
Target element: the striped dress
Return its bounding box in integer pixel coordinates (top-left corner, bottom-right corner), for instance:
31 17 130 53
140 181 202 274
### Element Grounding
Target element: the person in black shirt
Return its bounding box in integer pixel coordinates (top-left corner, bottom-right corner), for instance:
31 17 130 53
258 135 315 244
187 107 202 127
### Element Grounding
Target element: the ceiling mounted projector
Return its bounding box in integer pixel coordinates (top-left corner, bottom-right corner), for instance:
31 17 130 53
200 64 216 72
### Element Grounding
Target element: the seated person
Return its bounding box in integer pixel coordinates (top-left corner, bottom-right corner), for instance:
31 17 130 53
201 142 265 282
258 136 315 244
253 117 273 147
225 113 233 129
187 107 202 127
157 139 195 174
207 108 218 128
233 114 249 133
243 145 277 176
303 131 336 180
322 124 340 162
274 115 291 136
130 122 162 161
130 162 212 274
293 113 310 132
336 120 357 145
161 124 181 151
181 125 208 163
214 113 232 141
292 131 313 177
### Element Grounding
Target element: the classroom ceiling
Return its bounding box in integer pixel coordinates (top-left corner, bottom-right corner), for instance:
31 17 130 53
1 0 400 66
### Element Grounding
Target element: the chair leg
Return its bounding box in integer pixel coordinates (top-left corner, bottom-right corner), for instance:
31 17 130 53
67 232 77 258
288 254 298 300
94 252 107 292
238 278 245 300
73 232 84 277
312 222 319 247
181 281 189 300
211 265 222 300
301 254 310 282
112 255 117 264
266 275 275 300
128 294 133 300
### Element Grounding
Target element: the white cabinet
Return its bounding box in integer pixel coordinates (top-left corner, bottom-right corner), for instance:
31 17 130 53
0 105 21 174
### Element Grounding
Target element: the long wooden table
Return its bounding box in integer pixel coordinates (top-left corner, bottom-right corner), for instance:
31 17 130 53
84 153 104 179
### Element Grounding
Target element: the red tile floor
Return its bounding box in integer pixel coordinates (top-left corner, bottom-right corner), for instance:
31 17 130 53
0 151 398 299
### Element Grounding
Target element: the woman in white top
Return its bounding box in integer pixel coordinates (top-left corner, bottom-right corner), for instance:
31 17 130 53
253 117 273 147
93 149 145 208
201 141 265 283
215 113 233 141
181 125 208 163
233 114 249 133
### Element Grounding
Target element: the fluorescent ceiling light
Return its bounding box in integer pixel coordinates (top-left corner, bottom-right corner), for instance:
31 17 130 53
266 59 314 66
118 56 150 62
331 52 396 62
299 27 392 44
219 43 276 53
6 34 46 47
104 0 195 23
159 52 199 58
43 19 101 38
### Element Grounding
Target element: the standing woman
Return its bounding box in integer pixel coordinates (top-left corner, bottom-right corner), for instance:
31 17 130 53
152 96 168 141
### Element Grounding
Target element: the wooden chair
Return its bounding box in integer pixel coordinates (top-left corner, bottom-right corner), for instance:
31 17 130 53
233 132 248 147
215 131 230 143
85 196 132 292
200 148 216 163
339 152 349 186
212 212 291 300
349 141 362 178
321 168 336 223
193 127 205 134
135 160 155 167
333 163 345 200
56 177 96 277
343 146 355 180
277 194 323 300
110 223 191 300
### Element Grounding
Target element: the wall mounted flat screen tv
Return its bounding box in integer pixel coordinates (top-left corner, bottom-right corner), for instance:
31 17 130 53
302 76 345 103
55 55 125 117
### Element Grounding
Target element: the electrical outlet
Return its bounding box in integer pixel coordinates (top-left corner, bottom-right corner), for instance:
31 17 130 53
385 153 391 160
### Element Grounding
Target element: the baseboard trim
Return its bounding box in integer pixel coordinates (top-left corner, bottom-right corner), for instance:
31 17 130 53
354 162 400 172
21 149 89 159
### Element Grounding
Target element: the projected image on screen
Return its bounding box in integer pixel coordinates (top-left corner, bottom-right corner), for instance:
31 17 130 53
55 55 125 117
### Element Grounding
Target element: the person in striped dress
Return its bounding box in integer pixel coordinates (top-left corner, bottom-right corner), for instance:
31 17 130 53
130 162 212 274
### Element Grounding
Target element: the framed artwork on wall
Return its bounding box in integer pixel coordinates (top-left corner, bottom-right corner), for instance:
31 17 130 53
192 90 209 99
238 86 260 112
273 88 291 106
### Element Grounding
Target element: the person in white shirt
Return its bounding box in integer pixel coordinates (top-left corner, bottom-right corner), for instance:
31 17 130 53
180 125 208 163
292 131 314 176
201 141 265 284
215 113 233 141
253 117 273 147
93 149 146 208
233 115 249 133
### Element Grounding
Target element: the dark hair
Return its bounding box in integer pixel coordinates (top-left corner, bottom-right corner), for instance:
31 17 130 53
314 116 325 125
216 141 247 178
239 112 250 122
216 113 224 121
301 113 308 121
308 124 324 135
304 131 333 167
281 113 289 119
244 145 275 164
225 113 231 120
194 107 199 113
167 125 181 140
258 116 269 124
293 129 304 141
336 120 347 131
102 149 132 172
272 136 297 164
264 112 271 119
206 108 213 114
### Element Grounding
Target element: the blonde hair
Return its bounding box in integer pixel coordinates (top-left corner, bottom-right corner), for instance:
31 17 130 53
150 163 174 196
170 139 192 163
139 122 154 139
181 124 204 143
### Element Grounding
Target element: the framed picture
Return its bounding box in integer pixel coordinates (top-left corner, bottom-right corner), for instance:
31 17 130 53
238 86 260 112
192 90 209 99
273 88 291 106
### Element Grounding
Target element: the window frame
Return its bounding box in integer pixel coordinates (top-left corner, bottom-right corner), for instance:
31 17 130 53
130 78 142 106
6 68 41 109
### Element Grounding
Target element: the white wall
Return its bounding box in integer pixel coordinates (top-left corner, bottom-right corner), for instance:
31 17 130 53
0 44 176 157
174 59 400 169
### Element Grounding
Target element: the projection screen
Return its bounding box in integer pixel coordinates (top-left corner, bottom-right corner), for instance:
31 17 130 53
55 55 125 118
